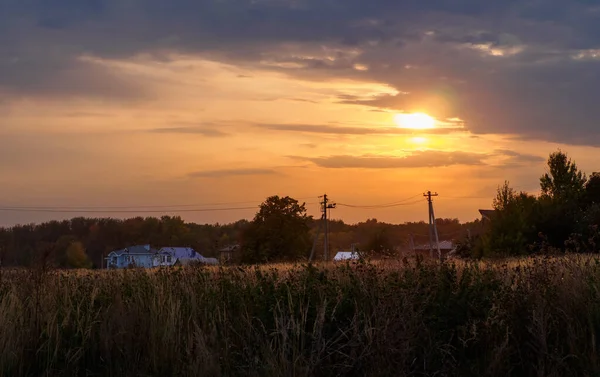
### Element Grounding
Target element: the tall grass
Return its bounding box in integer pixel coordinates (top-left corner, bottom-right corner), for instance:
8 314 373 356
1 256 600 376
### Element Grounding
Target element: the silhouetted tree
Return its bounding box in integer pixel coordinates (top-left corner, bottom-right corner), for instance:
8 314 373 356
540 150 587 203
241 196 312 264
486 181 539 255
586 172 600 206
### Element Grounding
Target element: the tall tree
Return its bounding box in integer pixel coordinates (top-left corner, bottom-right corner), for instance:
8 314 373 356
586 172 600 206
540 150 587 203
241 196 312 264
538 151 587 249
487 182 539 255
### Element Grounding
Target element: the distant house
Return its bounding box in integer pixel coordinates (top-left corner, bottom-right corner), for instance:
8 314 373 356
156 247 219 266
106 245 159 269
219 244 239 263
413 240 455 257
333 251 361 262
479 209 496 223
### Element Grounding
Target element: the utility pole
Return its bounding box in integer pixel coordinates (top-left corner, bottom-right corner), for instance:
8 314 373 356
309 214 324 263
321 194 336 262
424 191 442 262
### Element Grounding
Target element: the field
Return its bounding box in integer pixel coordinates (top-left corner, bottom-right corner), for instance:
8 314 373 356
1 256 600 376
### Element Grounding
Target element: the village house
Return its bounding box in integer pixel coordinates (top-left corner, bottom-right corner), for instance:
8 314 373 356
479 209 496 223
333 244 362 262
106 245 159 269
155 247 218 267
219 244 239 263
106 245 218 269
411 240 455 257
333 251 361 262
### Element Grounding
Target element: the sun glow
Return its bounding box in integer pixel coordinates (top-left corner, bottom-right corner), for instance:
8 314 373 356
410 136 428 144
394 113 436 129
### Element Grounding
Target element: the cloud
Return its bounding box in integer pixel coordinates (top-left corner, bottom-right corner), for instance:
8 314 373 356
188 168 279 178
256 123 464 135
290 149 545 169
494 150 545 165
291 150 487 169
3 0 600 145
149 125 229 137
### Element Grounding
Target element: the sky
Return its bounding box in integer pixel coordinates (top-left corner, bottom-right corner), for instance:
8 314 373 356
2 0 600 226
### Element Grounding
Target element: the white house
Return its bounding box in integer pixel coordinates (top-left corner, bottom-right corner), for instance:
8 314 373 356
106 245 160 269
333 251 362 262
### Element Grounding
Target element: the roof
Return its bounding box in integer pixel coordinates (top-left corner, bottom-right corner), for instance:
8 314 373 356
219 245 239 252
333 251 361 261
159 247 204 260
414 240 454 250
201 257 219 265
109 244 159 256
479 209 496 220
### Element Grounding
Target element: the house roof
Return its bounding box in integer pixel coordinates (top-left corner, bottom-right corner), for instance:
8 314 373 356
219 245 239 252
479 209 496 220
109 244 159 256
159 247 204 260
333 251 361 261
414 240 454 250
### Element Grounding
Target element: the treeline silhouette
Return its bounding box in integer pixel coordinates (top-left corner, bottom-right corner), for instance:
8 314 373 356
0 214 478 268
461 150 600 257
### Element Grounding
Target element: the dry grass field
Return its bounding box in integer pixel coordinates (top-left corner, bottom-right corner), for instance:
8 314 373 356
0 255 599 376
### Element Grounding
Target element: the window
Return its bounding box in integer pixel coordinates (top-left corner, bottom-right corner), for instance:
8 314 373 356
162 256 166 263
167 256 172 263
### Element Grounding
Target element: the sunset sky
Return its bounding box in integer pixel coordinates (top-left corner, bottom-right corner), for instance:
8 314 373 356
2 0 600 226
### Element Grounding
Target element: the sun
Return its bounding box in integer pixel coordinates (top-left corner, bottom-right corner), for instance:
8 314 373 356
394 112 436 129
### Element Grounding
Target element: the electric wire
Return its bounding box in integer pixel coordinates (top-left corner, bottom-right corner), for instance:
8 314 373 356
0 206 262 214
0 196 321 212
337 198 424 209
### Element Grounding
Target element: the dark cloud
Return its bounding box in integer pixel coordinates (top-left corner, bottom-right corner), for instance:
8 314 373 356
494 150 545 165
3 0 600 144
188 168 279 178
291 150 486 169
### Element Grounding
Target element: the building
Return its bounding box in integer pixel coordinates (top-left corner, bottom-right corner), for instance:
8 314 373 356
479 209 496 223
156 247 219 266
333 251 361 262
106 245 219 269
106 245 159 269
412 240 455 257
219 244 239 263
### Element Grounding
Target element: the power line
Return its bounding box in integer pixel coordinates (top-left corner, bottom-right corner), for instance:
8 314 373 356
0 206 261 214
0 196 321 211
336 194 422 208
337 198 423 209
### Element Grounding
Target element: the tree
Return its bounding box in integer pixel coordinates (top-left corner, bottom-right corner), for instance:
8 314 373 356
486 182 539 255
586 172 600 206
493 181 517 212
241 196 312 264
365 228 394 257
66 241 92 269
540 150 587 203
538 151 587 249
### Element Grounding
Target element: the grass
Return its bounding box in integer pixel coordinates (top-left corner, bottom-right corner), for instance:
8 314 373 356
1 256 600 376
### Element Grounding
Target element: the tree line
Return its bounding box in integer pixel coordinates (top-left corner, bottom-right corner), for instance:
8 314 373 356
0 201 475 267
461 150 600 257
